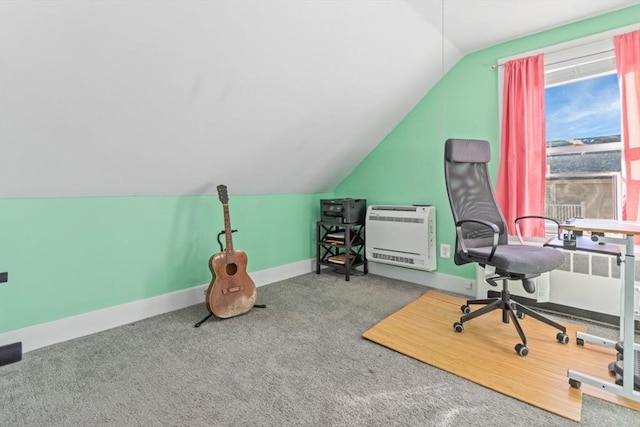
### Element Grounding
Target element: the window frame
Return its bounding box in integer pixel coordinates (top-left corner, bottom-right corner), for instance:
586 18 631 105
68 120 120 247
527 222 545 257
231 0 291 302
545 71 623 221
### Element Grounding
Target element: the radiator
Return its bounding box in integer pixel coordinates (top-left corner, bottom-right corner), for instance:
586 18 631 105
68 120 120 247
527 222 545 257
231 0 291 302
365 205 436 271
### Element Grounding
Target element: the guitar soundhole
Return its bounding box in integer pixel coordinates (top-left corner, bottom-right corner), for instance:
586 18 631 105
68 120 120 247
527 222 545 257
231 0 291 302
226 263 238 276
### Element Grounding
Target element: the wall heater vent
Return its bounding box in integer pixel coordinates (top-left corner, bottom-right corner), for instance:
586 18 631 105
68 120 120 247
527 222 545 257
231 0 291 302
365 205 436 271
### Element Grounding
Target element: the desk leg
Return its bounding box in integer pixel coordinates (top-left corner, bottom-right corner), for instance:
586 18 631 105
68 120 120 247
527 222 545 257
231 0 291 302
575 332 617 348
568 235 639 403
620 238 636 399
567 369 638 397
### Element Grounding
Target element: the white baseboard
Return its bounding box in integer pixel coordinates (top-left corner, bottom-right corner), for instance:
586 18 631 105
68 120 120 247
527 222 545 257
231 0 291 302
251 258 316 287
367 262 473 297
0 258 315 354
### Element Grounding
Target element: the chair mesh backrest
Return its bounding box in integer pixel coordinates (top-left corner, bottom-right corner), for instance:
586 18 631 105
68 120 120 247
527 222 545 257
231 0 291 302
444 139 508 265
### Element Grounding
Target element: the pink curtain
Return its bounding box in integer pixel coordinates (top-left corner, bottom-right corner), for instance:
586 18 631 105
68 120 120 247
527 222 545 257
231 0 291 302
614 30 640 235
496 54 546 237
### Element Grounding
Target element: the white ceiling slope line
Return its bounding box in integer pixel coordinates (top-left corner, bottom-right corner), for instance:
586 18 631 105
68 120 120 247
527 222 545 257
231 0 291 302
0 0 636 198
407 0 638 54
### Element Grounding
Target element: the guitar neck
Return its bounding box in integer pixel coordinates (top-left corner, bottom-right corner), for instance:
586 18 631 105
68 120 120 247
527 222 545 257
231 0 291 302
222 204 234 254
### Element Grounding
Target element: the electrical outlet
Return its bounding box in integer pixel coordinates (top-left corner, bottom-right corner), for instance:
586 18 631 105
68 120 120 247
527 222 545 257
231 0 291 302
440 244 451 259
465 282 473 290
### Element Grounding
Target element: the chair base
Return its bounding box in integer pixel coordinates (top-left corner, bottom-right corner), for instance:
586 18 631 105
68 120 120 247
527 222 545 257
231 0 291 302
453 279 569 356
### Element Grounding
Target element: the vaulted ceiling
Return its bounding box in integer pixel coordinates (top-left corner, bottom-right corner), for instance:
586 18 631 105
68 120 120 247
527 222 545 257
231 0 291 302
1 0 636 198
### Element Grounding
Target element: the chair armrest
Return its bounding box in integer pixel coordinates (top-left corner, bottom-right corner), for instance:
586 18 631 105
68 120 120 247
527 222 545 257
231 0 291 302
455 219 500 262
514 215 561 244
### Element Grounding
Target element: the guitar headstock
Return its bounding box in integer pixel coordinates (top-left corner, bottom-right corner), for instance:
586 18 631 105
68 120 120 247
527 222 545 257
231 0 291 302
217 185 229 204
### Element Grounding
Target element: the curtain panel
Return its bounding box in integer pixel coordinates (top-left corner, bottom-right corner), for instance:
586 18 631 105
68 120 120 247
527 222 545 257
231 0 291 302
496 54 546 237
614 30 640 235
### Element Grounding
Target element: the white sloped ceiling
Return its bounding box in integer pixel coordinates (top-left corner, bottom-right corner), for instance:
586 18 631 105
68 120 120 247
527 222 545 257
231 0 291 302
0 0 636 198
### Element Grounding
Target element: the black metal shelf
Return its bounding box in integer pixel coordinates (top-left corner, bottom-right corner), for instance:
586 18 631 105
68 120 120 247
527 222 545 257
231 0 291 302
316 221 367 281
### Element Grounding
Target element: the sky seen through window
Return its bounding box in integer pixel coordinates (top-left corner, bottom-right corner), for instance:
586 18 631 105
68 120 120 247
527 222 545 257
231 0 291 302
545 73 621 142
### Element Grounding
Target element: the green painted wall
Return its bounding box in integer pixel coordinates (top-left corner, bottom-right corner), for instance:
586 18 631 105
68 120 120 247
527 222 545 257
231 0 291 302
0 193 329 333
335 6 640 280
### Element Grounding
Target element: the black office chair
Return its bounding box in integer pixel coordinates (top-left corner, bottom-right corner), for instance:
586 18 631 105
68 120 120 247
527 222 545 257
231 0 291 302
444 138 569 356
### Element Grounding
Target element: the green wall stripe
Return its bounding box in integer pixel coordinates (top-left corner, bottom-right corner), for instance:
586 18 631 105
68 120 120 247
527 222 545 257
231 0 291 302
0 193 330 332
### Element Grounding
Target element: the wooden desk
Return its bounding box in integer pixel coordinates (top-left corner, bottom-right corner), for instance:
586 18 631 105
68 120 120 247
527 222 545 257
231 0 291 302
559 218 640 402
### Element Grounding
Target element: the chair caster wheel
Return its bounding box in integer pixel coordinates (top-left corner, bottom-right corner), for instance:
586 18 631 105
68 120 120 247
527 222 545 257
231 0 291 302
556 332 569 344
460 305 471 314
576 337 584 346
453 322 464 333
515 343 528 356
569 378 581 389
516 311 525 319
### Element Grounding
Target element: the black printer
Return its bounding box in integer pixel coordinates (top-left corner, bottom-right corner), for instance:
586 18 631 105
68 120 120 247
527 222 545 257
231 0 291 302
320 198 366 224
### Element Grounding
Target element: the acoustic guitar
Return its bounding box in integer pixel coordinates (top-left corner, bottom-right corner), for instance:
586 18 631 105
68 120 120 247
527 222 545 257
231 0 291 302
205 185 257 318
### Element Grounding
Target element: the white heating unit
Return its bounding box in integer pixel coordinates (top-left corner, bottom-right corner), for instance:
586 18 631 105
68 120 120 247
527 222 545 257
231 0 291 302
365 205 436 271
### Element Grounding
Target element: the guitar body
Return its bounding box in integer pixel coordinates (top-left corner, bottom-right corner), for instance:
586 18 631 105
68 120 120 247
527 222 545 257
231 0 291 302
205 184 257 319
206 249 257 318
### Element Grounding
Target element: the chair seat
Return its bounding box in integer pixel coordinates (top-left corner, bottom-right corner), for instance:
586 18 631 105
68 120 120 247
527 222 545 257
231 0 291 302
467 245 564 275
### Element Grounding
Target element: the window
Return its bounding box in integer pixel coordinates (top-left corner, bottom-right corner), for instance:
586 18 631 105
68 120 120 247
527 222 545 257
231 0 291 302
545 73 622 223
496 24 639 233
